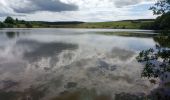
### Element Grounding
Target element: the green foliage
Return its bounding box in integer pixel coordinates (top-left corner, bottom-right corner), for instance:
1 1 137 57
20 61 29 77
25 22 33 28
150 0 170 15
0 88 45 100
51 89 111 100
149 0 170 30
152 12 170 30
137 35 170 78
0 91 19 100
4 16 15 24
0 16 156 29
140 22 154 29
137 47 170 78
76 20 154 29
160 13 170 29
0 22 5 28
15 18 19 24
0 16 35 28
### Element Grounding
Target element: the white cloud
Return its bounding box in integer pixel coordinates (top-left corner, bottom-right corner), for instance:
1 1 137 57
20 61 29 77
0 0 14 17
0 0 156 21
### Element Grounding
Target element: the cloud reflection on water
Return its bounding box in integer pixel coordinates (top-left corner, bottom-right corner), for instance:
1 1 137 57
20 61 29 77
0 29 158 99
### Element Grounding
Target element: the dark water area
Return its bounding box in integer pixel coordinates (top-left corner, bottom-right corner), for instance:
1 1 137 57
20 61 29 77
0 28 168 100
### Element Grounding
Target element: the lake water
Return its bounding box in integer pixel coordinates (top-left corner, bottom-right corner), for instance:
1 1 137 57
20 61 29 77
0 28 159 100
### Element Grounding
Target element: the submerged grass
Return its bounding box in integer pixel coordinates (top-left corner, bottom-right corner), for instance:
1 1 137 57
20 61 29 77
51 89 112 100
96 32 158 38
0 87 45 100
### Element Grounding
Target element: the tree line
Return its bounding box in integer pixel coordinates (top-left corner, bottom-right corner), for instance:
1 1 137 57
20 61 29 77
151 0 170 30
0 16 33 28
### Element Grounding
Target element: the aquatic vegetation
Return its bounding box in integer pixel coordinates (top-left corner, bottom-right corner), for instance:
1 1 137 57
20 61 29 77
51 89 112 100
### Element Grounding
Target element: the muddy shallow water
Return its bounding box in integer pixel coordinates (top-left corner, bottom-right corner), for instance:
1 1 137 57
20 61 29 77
0 28 158 100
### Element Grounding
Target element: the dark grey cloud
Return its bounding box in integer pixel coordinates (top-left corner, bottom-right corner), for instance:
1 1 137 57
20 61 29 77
0 12 25 17
114 0 140 7
10 0 78 13
113 0 152 8
0 13 10 17
0 12 23 17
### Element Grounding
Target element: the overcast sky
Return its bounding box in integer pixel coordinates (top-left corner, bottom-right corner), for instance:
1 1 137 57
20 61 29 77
0 0 157 22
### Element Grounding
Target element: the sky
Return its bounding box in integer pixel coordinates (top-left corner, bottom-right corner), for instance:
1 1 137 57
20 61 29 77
0 0 157 22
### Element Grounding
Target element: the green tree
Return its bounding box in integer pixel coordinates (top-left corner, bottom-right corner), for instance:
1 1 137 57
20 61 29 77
137 0 170 85
0 22 4 28
25 22 33 28
153 12 170 29
150 0 170 15
150 0 170 30
4 16 15 24
136 44 170 78
136 37 170 100
136 1 170 99
160 13 170 29
0 22 8 28
15 18 19 24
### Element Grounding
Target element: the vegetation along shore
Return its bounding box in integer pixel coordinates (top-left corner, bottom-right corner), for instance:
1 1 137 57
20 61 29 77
0 13 169 30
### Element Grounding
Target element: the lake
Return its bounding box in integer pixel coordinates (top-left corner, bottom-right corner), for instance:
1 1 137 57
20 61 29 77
0 28 161 100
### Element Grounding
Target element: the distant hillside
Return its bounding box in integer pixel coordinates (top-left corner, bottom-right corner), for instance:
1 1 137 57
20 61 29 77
74 19 155 29
121 19 155 22
32 19 155 29
0 16 155 29
30 21 84 25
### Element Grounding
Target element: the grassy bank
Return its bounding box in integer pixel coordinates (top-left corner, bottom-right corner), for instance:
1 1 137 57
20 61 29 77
73 20 154 29
38 20 154 29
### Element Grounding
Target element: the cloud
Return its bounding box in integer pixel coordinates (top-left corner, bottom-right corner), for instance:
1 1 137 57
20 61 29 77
0 0 156 21
61 0 155 8
114 0 142 7
0 1 13 17
8 0 78 13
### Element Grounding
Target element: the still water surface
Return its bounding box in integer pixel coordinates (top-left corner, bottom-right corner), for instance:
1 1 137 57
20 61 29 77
0 28 158 100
